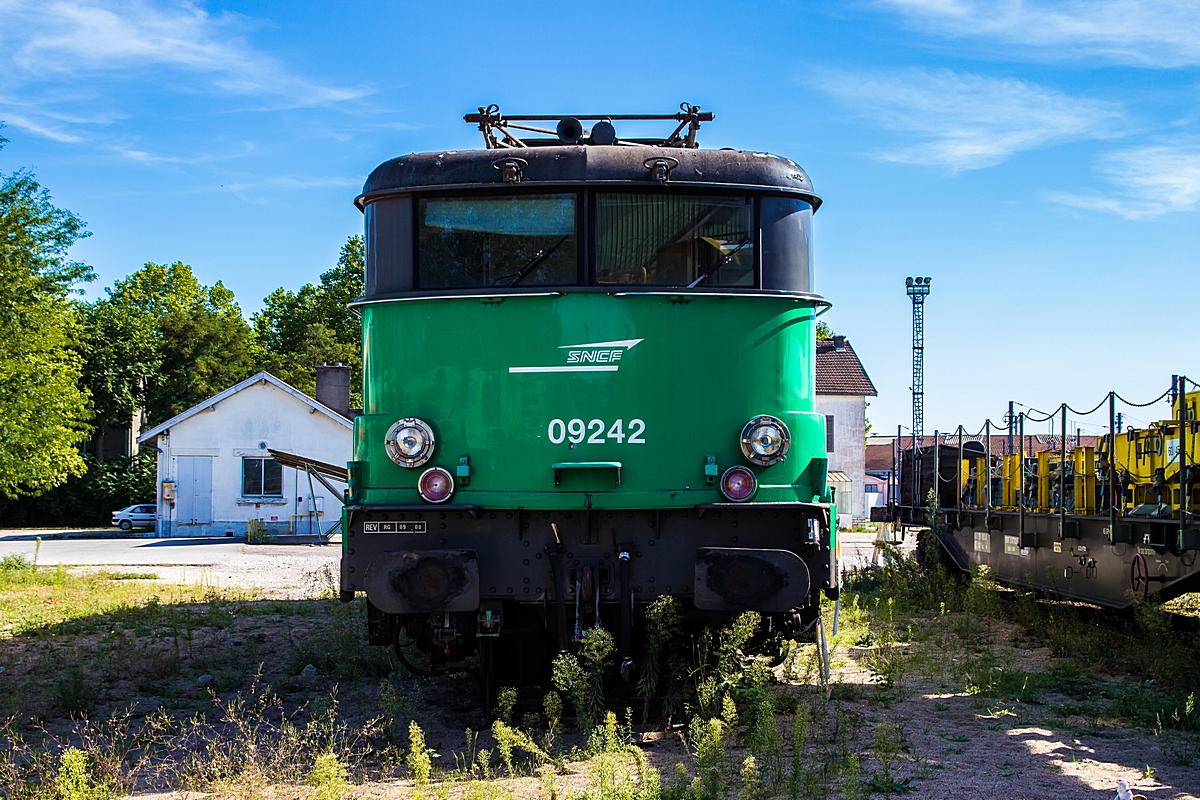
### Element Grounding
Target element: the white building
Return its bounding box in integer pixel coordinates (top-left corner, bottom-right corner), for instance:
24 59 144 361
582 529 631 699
136 372 352 538
814 336 877 529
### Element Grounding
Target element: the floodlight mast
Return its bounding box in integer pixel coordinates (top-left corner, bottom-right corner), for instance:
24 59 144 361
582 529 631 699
906 276 932 507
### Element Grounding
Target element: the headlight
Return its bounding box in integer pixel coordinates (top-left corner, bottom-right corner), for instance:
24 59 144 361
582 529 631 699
384 418 435 468
418 467 455 503
740 415 791 466
720 466 757 502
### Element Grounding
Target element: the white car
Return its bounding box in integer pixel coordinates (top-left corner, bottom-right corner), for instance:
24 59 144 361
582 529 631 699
112 504 157 530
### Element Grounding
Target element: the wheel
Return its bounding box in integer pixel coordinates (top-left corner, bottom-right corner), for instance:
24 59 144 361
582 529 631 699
119 520 132 531
1130 553 1149 602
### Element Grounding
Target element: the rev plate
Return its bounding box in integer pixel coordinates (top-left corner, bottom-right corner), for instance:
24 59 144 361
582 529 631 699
363 521 427 534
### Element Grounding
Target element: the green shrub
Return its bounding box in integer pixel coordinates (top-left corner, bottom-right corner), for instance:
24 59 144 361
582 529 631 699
307 752 348 800
0 554 35 572
54 748 115 800
495 686 518 725
687 717 726 800
407 721 432 798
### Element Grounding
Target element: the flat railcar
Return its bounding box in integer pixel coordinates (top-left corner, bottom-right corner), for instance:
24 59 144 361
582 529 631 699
879 381 1200 608
340 106 836 699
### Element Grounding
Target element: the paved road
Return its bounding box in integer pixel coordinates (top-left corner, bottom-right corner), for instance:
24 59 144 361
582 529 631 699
0 536 251 566
0 530 911 593
0 535 340 596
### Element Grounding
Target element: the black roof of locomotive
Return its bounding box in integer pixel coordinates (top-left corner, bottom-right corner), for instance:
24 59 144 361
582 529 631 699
356 145 821 211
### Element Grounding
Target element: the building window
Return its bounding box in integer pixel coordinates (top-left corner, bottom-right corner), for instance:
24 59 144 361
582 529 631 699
825 415 835 452
242 458 283 497
865 485 880 494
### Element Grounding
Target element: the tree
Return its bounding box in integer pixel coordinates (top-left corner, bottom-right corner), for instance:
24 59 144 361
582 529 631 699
89 262 263 424
0 137 94 497
152 278 261 420
77 298 159 432
254 236 363 405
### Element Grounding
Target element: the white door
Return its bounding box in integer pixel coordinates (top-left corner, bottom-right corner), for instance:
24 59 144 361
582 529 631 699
176 456 212 525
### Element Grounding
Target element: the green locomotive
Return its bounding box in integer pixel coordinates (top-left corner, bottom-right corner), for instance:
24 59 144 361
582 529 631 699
341 105 836 696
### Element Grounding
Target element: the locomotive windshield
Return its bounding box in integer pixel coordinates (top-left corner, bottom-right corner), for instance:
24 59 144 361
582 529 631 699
373 189 813 294
594 194 753 286
418 194 578 288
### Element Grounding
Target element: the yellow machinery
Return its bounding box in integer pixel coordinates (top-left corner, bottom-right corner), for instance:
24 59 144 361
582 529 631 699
957 390 1200 516
1098 388 1199 515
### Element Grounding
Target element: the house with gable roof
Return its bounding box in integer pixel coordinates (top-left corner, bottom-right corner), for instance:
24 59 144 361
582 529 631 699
136 370 353 538
815 335 877 529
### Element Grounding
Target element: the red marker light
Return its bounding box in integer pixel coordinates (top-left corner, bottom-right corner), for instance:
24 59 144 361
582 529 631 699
418 467 455 503
720 466 757 502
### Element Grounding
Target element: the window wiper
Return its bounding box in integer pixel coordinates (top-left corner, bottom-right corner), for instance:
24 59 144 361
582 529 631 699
685 237 752 288
494 234 572 288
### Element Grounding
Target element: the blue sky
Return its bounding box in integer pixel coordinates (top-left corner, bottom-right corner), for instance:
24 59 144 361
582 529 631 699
2 0 1197 436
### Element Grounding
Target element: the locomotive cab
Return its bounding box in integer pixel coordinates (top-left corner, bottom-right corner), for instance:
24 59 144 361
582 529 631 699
342 106 836 696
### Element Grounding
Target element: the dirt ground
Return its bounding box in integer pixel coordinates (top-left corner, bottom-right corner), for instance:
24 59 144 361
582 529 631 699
826 643 1200 799
4 540 1199 799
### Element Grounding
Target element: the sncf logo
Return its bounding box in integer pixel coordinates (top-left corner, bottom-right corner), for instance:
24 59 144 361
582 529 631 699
509 339 643 374
566 349 624 364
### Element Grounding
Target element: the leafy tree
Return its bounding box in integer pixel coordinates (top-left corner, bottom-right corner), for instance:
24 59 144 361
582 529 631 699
77 298 159 432
87 262 261 424
0 136 94 497
0 452 156 527
152 278 261 420
254 236 363 405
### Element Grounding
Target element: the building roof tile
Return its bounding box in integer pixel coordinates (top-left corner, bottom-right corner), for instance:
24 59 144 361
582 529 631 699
816 337 877 397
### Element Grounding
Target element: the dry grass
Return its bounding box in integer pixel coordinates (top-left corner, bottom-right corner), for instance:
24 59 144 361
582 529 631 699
3 548 1200 799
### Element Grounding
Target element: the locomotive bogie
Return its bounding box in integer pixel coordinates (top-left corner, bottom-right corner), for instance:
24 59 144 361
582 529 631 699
346 504 832 658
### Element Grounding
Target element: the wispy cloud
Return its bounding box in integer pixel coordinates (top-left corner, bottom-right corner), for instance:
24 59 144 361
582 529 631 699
221 175 361 192
815 67 1125 170
0 112 84 143
2 0 366 103
0 0 368 143
112 140 257 165
878 0 1200 67
1048 143 1200 217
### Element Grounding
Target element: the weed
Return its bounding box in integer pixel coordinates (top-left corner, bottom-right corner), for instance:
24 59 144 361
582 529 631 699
495 686 518 725
579 725 661 800
686 716 726 800
552 652 590 731
286 598 393 680
839 754 864 800
55 748 116 800
580 626 616 720
787 702 811 800
543 691 563 748
95 571 159 580
407 721 433 798
307 752 349 800
0 554 36 573
638 595 681 723
868 720 911 795
491 720 552 776
738 755 768 800
746 695 784 791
